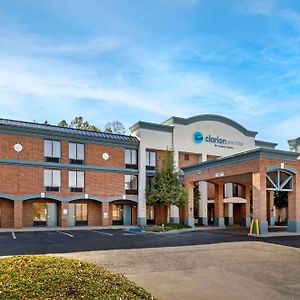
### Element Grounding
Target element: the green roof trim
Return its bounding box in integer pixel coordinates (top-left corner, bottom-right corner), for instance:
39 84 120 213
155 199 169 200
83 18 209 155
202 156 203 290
255 140 277 149
0 118 139 148
162 114 258 137
182 148 299 174
288 138 300 149
130 121 173 133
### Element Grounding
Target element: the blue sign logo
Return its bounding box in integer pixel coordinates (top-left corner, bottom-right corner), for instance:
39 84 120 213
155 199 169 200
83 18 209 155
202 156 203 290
193 131 204 144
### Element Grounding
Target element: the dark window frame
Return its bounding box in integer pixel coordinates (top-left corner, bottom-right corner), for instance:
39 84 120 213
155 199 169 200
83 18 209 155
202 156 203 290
69 170 85 193
69 142 85 165
146 150 156 170
125 149 138 169
44 139 61 163
44 169 61 192
125 174 138 195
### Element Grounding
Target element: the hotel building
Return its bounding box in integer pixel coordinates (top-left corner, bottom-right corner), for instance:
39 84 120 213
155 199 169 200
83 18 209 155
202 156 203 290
0 115 299 233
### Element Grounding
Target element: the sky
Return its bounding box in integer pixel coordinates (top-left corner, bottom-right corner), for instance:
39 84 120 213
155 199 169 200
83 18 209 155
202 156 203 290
1 0 300 149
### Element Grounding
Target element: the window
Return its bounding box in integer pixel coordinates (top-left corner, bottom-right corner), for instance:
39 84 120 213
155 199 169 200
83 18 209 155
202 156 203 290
146 150 156 170
125 175 138 194
146 205 155 224
44 140 61 163
44 169 61 192
69 171 85 192
69 143 84 164
125 149 138 168
146 176 155 188
184 154 190 161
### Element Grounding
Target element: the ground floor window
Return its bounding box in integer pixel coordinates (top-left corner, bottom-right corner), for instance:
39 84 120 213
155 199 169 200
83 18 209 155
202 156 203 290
33 203 47 226
112 204 123 225
146 205 155 224
75 203 88 226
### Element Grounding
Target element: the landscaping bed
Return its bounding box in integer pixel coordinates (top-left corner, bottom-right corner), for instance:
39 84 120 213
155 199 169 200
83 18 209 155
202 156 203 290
142 223 191 232
0 256 156 300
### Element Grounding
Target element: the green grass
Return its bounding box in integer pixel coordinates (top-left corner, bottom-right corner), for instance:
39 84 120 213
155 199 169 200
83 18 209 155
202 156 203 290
142 223 190 232
0 256 156 300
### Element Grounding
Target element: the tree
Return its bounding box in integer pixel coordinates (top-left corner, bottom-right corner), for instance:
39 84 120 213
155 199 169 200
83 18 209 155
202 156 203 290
58 120 68 127
105 121 125 134
146 149 187 207
274 191 288 223
57 116 100 132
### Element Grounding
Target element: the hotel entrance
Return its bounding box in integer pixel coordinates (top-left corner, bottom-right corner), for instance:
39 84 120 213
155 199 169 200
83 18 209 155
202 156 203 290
33 203 58 226
112 204 132 225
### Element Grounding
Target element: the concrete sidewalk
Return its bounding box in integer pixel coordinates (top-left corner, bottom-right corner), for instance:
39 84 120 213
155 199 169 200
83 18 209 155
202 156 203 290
55 242 300 300
0 225 221 233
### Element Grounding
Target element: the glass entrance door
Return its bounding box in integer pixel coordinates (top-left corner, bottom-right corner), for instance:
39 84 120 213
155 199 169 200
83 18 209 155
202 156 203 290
33 203 47 226
112 204 123 225
75 203 88 226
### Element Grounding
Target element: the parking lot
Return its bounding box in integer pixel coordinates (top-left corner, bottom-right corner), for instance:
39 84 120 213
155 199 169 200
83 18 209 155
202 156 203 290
1 227 300 256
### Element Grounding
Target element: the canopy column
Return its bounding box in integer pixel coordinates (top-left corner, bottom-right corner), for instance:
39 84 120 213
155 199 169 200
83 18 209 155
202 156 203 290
288 173 300 232
214 183 225 227
184 182 194 227
241 184 251 227
252 171 268 234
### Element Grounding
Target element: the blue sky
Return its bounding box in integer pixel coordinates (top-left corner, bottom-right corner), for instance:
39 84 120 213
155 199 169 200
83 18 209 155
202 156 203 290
1 0 300 149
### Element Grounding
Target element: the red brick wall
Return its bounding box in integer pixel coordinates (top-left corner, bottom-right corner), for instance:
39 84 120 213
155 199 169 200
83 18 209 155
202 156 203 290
179 152 200 168
0 132 128 198
154 205 168 224
0 199 14 227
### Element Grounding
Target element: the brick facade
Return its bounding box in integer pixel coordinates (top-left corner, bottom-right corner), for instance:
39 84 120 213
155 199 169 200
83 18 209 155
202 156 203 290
0 131 139 228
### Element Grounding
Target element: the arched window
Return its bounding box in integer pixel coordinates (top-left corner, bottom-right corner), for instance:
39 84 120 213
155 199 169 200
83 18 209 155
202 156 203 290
266 170 293 192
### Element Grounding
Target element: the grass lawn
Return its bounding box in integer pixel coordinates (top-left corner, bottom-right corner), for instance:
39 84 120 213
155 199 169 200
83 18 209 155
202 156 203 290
142 223 190 232
0 256 156 300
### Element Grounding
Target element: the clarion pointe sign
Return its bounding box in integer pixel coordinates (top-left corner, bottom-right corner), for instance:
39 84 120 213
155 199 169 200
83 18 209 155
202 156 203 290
193 131 244 150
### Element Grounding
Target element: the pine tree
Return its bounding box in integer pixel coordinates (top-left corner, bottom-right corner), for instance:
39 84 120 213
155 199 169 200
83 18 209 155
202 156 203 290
146 149 187 207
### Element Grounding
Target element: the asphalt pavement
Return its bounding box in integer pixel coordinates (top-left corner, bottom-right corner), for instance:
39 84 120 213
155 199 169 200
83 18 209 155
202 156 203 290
0 227 299 256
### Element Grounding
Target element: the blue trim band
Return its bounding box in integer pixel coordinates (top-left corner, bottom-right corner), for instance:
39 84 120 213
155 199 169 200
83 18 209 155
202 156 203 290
0 159 138 174
266 164 297 175
0 193 138 203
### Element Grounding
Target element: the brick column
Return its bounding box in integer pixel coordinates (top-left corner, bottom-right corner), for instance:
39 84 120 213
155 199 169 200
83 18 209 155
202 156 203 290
241 184 251 227
252 171 268 234
214 183 225 227
60 202 69 227
288 173 300 232
267 191 275 226
184 182 194 227
14 201 23 229
102 202 110 227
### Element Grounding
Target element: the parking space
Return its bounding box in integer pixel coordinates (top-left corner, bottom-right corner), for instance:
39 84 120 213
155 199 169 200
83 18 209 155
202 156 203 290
0 228 299 256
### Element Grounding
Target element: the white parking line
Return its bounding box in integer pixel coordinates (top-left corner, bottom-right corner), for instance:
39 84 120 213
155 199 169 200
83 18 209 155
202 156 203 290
91 230 113 236
57 231 74 238
123 233 136 236
11 231 16 240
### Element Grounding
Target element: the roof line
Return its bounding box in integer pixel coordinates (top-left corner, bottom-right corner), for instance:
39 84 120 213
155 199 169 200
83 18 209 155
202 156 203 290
182 147 299 174
0 117 139 144
162 114 258 137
